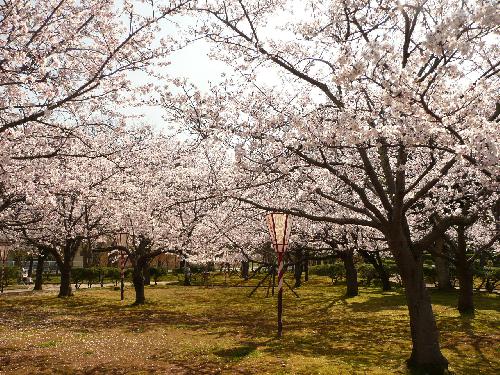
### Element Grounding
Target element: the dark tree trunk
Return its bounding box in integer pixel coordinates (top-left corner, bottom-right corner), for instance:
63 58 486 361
374 255 392 292
434 238 453 291
294 247 303 288
381 270 391 291
435 256 453 291
56 239 82 298
133 264 145 304
241 260 249 280
27 257 34 277
390 235 448 374
304 250 309 282
143 263 151 286
359 250 391 291
456 227 474 314
403 270 448 373
183 263 191 286
34 253 46 291
82 244 90 268
58 260 73 297
457 262 474 314
341 250 358 297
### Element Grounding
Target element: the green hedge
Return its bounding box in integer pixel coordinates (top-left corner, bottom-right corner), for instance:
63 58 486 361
149 267 167 284
71 267 131 288
1 266 21 286
309 263 345 283
357 263 377 286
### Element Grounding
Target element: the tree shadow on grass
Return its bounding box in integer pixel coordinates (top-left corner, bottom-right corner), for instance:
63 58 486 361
1 285 497 374
214 343 258 361
438 314 499 374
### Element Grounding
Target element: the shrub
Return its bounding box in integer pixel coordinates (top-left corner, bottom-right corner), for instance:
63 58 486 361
71 267 101 288
309 262 345 284
357 263 377 286
474 261 499 293
1 266 21 286
484 266 499 293
149 267 167 284
71 268 86 288
423 262 437 286
382 259 401 285
105 267 121 286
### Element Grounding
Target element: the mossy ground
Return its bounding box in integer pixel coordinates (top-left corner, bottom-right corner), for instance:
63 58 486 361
0 275 498 374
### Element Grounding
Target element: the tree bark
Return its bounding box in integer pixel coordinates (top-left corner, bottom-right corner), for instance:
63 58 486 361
27 256 34 277
133 264 145 304
434 238 453 291
457 262 474 314
304 249 309 282
380 269 391 291
404 271 447 373
183 263 191 286
294 247 303 288
34 253 46 291
374 255 391 292
241 260 249 280
341 250 358 297
390 235 448 373
58 260 73 297
359 250 391 291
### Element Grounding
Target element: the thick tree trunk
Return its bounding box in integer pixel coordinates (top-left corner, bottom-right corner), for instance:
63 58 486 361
391 237 448 374
455 227 474 314
241 260 249 280
371 255 391 291
133 265 145 304
434 238 453 291
403 271 448 373
58 261 73 297
34 253 46 291
381 274 391 291
457 263 474 314
27 257 34 277
435 256 453 291
341 250 358 297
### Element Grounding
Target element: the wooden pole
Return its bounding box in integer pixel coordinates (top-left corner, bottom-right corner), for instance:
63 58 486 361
277 252 283 338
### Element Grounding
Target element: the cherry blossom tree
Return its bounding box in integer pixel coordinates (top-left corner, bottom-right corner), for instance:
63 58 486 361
16 153 120 297
0 0 190 228
423 170 499 313
100 133 223 304
0 0 188 135
172 0 499 372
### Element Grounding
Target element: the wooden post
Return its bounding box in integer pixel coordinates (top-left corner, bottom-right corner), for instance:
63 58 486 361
277 252 284 337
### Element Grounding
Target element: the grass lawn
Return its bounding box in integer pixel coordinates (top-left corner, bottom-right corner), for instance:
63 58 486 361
0 275 498 374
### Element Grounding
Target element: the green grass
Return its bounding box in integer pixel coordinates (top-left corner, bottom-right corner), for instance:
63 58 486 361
0 275 498 374
37 340 58 348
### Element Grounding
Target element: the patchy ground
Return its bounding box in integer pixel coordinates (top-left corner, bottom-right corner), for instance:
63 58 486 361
0 276 498 374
